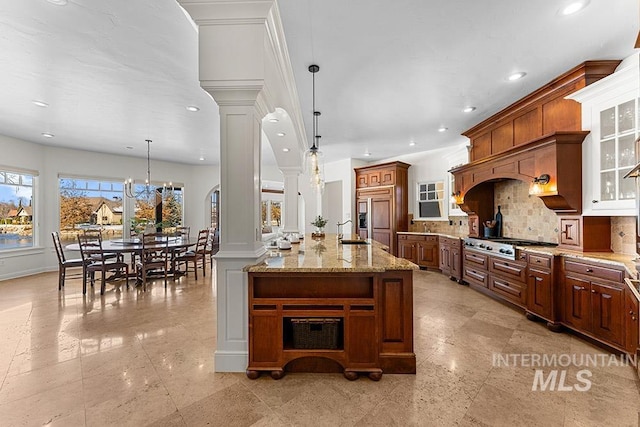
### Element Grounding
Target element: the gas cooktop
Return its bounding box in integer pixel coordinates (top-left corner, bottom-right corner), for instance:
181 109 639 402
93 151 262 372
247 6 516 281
481 237 558 247
463 237 557 260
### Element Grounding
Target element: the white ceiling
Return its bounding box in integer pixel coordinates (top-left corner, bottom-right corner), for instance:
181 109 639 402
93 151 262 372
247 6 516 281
0 0 637 167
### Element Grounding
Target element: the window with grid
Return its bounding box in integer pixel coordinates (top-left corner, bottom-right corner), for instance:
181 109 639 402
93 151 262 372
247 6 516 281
416 181 445 219
0 169 35 250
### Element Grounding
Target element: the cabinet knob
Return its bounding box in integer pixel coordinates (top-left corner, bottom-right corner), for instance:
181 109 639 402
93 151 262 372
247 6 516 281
592 200 599 204
591 289 596 293
631 310 635 315
586 268 593 273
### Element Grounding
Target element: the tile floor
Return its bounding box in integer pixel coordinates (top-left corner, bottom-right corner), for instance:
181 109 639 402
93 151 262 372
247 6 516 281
0 268 638 426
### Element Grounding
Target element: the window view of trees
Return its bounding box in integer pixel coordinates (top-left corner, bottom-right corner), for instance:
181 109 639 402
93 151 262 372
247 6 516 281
0 170 34 250
59 178 125 246
261 199 282 228
130 184 183 235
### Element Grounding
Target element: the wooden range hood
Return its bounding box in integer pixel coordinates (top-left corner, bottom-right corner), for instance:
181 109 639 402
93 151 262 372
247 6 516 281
450 60 620 223
450 131 588 214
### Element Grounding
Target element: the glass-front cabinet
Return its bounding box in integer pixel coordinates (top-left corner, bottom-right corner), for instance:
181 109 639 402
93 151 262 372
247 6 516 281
568 53 639 215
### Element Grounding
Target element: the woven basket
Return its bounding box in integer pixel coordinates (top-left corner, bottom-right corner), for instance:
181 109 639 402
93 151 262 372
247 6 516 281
291 318 339 349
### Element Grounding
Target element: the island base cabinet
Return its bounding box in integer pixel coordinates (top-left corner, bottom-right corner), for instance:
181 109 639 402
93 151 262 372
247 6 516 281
623 289 639 356
247 271 416 379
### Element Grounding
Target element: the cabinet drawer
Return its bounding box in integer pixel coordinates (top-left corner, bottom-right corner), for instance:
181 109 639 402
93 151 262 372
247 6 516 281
527 253 551 269
424 235 438 243
463 267 489 288
564 260 624 283
489 258 526 282
490 276 524 306
463 251 488 269
439 237 461 247
407 235 426 241
398 234 408 240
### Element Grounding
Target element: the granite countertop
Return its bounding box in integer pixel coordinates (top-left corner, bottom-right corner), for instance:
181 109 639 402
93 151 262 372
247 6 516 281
397 232 638 278
244 234 419 273
397 231 466 239
517 246 638 278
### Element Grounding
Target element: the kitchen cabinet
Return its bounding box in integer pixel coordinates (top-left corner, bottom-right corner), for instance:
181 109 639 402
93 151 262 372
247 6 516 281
623 288 638 355
463 60 619 163
462 250 489 289
557 215 611 252
567 54 639 216
439 236 462 282
355 162 410 256
525 252 559 330
488 256 527 307
396 234 438 269
563 259 627 348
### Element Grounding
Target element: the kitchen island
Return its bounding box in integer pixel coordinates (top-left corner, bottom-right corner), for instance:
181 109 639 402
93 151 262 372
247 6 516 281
243 235 418 380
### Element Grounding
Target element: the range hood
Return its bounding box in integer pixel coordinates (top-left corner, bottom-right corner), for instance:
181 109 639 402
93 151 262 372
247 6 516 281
450 131 588 214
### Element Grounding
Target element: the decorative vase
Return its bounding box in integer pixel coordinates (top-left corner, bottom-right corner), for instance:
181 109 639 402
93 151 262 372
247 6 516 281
312 228 325 240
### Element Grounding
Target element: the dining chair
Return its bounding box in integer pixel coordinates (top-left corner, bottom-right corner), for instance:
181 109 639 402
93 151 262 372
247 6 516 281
174 226 190 237
136 232 170 291
78 233 129 295
52 232 84 290
173 229 209 280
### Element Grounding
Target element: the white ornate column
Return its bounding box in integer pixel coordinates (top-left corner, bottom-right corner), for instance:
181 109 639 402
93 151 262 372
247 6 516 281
281 167 301 235
179 0 306 372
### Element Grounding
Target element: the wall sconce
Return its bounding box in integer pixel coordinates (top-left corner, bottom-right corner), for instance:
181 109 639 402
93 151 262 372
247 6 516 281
529 174 551 195
450 191 464 205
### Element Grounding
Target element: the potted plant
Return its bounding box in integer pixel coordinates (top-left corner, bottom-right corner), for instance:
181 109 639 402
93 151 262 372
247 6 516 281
310 215 328 239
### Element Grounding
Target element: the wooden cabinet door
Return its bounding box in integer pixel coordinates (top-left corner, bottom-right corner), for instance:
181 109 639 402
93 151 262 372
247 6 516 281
559 217 580 247
564 275 591 330
380 169 395 185
417 241 438 268
624 289 639 354
439 245 450 273
347 312 378 367
450 246 462 281
468 214 479 237
527 267 552 319
368 171 382 186
590 281 624 347
371 196 392 251
397 240 416 263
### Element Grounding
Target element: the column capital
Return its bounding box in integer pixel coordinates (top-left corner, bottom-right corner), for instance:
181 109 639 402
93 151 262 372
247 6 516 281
178 0 274 25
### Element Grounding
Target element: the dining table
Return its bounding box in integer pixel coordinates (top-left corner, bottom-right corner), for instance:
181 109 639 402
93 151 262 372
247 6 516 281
66 235 198 284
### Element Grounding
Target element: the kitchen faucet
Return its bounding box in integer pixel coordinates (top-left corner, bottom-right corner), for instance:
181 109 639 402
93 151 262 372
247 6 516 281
337 219 353 240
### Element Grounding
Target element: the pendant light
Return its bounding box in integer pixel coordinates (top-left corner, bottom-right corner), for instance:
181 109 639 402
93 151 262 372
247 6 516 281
307 64 325 194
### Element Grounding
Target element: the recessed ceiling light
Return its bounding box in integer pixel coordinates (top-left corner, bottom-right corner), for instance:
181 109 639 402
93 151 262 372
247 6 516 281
438 126 448 132
186 105 200 112
41 132 54 138
125 146 134 150
268 118 279 123
507 72 526 81
276 132 286 137
32 100 49 108
409 141 416 146
364 152 371 157
462 106 476 113
46 0 68 5
282 148 290 152
561 1 588 15
199 155 205 161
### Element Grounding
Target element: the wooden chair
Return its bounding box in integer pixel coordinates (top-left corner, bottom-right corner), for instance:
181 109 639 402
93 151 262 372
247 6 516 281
174 226 190 237
52 232 84 290
173 229 209 280
78 233 129 295
136 233 170 291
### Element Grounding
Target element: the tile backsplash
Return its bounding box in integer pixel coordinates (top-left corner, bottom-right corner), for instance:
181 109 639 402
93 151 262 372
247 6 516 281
408 179 637 255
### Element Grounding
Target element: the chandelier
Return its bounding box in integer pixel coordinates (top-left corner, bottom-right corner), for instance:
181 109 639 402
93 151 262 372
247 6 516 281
124 139 174 202
306 64 325 194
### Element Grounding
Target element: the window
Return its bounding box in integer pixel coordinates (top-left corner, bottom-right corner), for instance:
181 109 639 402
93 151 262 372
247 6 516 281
59 178 124 246
0 169 35 250
210 190 219 230
130 184 183 234
416 181 445 219
261 199 282 228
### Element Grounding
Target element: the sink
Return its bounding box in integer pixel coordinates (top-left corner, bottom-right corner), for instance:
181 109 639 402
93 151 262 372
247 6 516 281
339 239 369 245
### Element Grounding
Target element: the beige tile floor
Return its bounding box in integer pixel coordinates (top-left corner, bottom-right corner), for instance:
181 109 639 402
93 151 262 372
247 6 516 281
0 268 638 426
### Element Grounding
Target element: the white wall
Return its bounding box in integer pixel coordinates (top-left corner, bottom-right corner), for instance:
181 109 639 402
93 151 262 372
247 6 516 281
0 134 219 280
